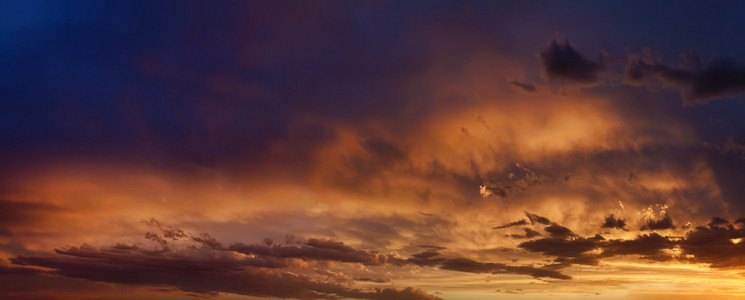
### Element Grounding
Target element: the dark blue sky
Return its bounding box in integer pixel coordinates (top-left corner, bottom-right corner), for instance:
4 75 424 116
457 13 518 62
3 1 745 161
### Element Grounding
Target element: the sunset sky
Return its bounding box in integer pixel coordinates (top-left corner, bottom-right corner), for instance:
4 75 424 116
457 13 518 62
4 1 745 299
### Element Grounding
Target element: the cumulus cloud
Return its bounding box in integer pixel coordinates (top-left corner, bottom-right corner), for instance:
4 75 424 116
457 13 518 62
540 40 604 84
601 214 628 230
640 214 676 231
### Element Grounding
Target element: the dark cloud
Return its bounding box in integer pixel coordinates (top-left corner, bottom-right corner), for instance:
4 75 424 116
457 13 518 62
406 251 445 267
679 225 745 268
481 167 546 199
601 214 628 230
521 228 676 265
411 250 441 260
640 214 675 231
13 248 333 299
191 232 224 250
438 257 571 280
525 212 551 225
518 215 745 270
519 236 600 266
228 238 407 267
418 245 447 251
405 249 570 280
508 228 542 239
544 223 576 239
509 81 537 92
601 233 674 261
11 249 439 300
354 287 442 300
9 234 438 300
142 218 188 240
493 212 550 229
540 40 603 84
7 223 574 300
482 185 508 198
0 265 45 276
493 219 528 229
626 54 745 103
354 277 391 283
708 217 730 228
20 215 745 297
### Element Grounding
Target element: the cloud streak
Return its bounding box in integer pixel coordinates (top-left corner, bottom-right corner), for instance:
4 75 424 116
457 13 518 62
627 53 745 103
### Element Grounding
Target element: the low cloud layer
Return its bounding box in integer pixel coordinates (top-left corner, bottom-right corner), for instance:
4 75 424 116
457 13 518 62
8 223 442 300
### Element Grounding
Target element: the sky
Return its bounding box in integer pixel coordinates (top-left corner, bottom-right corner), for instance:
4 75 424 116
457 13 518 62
3 1 745 299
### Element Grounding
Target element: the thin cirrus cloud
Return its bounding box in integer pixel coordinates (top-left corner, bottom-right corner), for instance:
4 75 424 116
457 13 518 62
509 80 538 92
